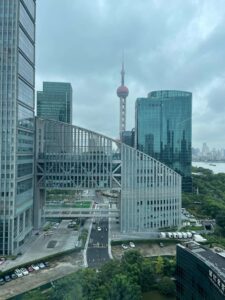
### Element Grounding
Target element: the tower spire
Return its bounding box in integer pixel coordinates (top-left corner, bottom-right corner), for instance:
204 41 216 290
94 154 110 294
117 52 129 140
121 52 125 86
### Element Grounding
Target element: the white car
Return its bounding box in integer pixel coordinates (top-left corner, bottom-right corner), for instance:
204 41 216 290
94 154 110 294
129 242 135 248
21 268 29 276
97 227 101 231
15 269 23 278
121 244 128 250
38 262 45 269
31 264 40 271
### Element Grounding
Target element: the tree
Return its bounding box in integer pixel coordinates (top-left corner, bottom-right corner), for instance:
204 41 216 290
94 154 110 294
158 276 176 296
50 272 83 300
139 260 155 292
23 289 48 300
155 256 164 275
121 250 143 266
109 274 142 300
216 212 225 231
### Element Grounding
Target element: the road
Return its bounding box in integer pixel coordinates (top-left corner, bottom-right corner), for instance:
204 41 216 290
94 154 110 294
87 218 110 268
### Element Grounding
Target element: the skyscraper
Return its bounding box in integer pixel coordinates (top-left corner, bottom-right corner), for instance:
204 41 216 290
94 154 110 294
37 82 73 124
0 0 36 255
116 60 129 140
136 90 192 192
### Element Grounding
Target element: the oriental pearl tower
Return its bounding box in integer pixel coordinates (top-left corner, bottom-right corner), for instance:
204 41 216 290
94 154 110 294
116 58 129 140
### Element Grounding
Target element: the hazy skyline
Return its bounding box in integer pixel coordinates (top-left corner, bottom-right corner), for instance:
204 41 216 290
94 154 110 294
36 0 225 148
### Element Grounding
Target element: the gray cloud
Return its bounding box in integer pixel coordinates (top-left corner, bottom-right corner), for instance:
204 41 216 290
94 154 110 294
36 0 225 148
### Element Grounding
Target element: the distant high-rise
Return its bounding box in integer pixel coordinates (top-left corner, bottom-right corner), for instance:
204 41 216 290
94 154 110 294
116 59 129 140
121 129 135 147
0 0 36 255
37 82 73 124
135 90 192 192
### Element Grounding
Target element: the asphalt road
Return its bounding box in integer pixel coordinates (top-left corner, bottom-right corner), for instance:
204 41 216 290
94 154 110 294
87 218 110 268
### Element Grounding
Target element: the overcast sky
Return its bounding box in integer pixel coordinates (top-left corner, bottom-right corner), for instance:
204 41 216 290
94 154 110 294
36 0 225 149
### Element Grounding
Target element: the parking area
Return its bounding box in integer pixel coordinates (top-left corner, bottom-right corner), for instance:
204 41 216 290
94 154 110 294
1 220 79 272
112 242 176 260
0 251 83 300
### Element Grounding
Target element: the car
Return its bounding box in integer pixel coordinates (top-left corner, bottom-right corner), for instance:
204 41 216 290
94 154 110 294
97 227 102 231
4 275 11 282
15 269 23 278
31 264 40 271
129 242 135 248
0 278 5 285
28 266 34 272
159 242 164 247
38 262 45 269
44 261 50 267
121 244 128 250
10 273 17 280
21 268 29 276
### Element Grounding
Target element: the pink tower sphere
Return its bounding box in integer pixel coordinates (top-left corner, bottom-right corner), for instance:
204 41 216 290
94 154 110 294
117 85 129 98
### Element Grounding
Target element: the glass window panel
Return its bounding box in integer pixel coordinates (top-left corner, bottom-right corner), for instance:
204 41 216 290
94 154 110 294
17 178 32 195
17 163 33 177
17 130 33 154
18 104 34 130
19 3 34 40
21 0 35 19
18 53 34 85
19 28 34 62
18 79 34 108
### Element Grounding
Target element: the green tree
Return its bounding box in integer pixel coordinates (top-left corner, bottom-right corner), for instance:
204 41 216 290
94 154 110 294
158 276 176 296
155 256 164 275
139 259 155 292
23 289 48 300
109 274 142 300
51 272 83 300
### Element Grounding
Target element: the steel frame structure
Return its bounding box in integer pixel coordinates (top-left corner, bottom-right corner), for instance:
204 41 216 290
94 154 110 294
35 118 182 232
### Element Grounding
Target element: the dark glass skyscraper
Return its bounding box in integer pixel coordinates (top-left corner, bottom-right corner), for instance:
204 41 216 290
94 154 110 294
37 82 73 124
136 90 192 191
0 0 35 255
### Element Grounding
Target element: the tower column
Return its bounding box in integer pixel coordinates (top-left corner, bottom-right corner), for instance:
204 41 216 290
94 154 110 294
117 59 129 140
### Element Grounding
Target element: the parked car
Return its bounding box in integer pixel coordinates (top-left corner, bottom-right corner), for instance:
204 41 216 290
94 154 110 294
28 266 34 272
44 261 50 267
31 264 39 271
97 227 102 231
121 244 128 250
4 275 11 282
10 273 17 280
159 242 164 247
15 269 23 278
0 278 5 285
38 262 45 269
21 268 29 276
129 242 135 248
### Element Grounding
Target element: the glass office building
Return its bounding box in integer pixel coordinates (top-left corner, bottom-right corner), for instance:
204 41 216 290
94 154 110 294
136 90 192 192
37 82 73 124
0 0 35 255
176 242 225 299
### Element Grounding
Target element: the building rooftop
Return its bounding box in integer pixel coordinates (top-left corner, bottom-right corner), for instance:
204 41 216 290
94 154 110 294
178 242 225 282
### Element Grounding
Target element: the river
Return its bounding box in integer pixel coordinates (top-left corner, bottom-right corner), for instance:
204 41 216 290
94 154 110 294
192 162 225 174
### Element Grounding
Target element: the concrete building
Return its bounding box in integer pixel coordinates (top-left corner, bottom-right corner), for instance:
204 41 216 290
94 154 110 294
37 82 73 124
136 90 192 192
0 0 36 255
176 242 225 300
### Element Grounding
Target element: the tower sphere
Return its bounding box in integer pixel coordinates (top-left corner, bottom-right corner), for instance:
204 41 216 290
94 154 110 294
117 85 129 98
